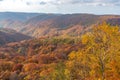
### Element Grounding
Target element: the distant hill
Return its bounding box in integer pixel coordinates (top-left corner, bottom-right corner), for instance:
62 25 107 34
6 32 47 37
0 12 40 29
0 12 40 21
0 12 120 37
19 14 120 37
0 28 31 45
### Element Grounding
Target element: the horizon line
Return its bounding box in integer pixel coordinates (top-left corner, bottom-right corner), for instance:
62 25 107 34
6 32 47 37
0 11 120 16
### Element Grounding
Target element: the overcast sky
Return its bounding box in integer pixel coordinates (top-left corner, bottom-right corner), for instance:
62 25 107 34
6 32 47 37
0 0 120 14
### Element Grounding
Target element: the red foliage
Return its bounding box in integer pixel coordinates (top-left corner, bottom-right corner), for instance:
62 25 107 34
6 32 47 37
12 63 23 72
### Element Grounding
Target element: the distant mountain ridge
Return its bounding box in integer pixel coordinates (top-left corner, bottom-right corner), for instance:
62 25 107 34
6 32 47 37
0 12 120 38
18 13 120 37
0 28 31 45
0 12 40 21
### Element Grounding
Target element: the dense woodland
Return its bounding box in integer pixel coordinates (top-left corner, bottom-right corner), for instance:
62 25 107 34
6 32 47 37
0 23 120 80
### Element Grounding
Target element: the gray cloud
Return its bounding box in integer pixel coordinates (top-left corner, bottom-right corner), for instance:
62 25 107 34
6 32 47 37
1 0 119 6
71 0 93 4
115 3 120 6
95 0 120 6
39 1 47 5
70 0 120 3
25 2 31 5
50 0 120 6
25 1 47 6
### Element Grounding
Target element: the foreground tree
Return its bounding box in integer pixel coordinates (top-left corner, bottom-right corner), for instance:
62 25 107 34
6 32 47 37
66 23 120 80
82 23 120 80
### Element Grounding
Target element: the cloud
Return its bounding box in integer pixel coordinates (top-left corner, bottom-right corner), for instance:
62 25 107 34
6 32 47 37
69 0 120 4
92 0 120 6
39 1 47 5
25 0 47 6
26 2 30 5
47 0 120 6
0 0 120 6
0 0 119 14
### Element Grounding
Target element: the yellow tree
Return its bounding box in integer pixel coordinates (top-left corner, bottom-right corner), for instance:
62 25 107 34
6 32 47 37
66 50 92 80
81 23 120 80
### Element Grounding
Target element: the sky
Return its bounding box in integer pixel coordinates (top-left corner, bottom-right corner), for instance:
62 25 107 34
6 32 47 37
0 0 120 14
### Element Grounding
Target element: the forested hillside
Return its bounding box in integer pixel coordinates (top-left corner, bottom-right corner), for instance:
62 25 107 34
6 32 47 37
0 23 120 80
0 13 120 38
0 28 31 45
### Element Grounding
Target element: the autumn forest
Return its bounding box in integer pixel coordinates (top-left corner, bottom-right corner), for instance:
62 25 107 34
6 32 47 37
0 13 120 80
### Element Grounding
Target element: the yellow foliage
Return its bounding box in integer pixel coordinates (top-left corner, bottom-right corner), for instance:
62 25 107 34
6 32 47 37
66 23 120 80
68 51 76 60
81 34 89 44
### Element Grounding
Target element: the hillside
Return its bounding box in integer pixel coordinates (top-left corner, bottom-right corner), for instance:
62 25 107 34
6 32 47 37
0 23 120 80
19 14 120 37
0 28 31 45
0 13 120 38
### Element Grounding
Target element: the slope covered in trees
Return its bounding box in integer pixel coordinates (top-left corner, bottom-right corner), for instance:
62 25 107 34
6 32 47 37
0 12 120 38
0 28 31 45
18 14 120 37
0 23 120 80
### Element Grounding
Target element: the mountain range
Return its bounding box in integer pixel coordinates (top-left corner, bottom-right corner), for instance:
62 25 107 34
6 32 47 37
0 12 120 44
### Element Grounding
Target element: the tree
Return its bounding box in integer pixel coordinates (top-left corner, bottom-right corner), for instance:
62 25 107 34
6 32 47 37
66 23 120 80
66 50 91 80
81 23 120 80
